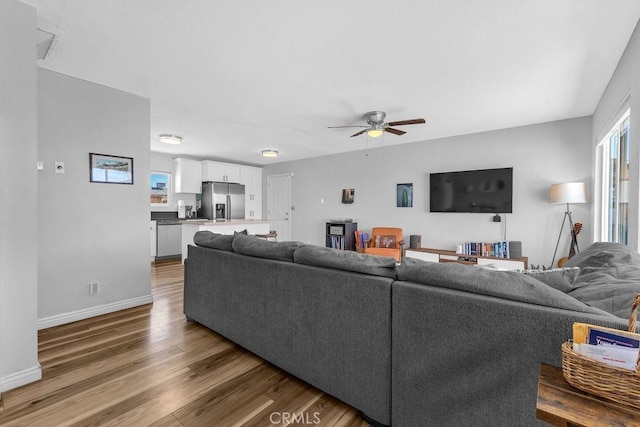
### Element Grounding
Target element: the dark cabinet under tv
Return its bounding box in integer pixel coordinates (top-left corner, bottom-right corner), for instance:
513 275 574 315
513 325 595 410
326 221 357 251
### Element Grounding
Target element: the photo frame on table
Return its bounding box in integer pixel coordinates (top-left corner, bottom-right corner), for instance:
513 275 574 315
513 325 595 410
89 153 134 184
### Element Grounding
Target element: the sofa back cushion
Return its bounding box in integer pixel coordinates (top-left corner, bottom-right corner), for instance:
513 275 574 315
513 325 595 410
231 234 302 262
294 244 397 278
193 231 236 252
397 257 612 315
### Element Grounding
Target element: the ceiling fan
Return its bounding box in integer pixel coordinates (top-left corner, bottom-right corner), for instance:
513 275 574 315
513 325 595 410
328 111 426 138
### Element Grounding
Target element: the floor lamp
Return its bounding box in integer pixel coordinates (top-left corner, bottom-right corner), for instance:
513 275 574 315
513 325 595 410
550 182 587 268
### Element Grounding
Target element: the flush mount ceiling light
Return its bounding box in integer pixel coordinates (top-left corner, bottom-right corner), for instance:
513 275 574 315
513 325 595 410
159 134 182 145
261 149 279 158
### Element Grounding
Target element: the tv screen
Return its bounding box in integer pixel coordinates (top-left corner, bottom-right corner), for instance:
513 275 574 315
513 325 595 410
430 167 513 213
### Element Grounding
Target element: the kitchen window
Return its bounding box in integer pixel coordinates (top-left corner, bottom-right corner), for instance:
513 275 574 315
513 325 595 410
151 171 172 206
597 109 630 244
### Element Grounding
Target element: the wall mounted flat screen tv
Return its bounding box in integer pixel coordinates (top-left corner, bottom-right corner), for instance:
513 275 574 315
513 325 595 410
430 167 513 213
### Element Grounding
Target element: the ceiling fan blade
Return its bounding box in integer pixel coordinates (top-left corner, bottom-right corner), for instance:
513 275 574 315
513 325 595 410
350 129 367 137
385 127 406 136
327 125 368 129
387 118 426 126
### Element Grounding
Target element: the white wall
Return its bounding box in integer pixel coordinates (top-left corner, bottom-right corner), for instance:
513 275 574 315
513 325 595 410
150 152 197 212
263 117 593 268
592 20 640 250
0 0 40 392
37 69 152 327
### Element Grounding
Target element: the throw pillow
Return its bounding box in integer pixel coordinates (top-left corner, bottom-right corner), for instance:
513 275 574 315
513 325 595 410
513 267 580 293
377 235 397 248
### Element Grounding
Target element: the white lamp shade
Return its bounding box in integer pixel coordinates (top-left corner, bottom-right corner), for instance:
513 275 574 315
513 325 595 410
549 182 587 204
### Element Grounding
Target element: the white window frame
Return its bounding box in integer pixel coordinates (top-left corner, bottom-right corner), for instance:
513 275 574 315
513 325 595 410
597 109 630 244
150 171 172 207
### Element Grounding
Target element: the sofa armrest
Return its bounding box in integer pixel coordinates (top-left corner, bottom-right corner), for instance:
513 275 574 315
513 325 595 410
391 281 625 426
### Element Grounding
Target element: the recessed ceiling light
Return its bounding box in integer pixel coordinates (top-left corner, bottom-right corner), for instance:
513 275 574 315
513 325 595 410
261 149 278 158
159 134 182 145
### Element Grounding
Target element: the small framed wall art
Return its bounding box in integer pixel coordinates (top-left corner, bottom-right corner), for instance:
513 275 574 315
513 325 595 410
397 183 413 207
89 153 134 184
342 188 355 204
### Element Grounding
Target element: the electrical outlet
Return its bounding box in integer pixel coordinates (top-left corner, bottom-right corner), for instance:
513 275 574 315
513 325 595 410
89 282 99 295
55 161 65 174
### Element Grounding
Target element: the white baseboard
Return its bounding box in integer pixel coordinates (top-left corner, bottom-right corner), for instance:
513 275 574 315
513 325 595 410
37 294 154 330
0 364 42 393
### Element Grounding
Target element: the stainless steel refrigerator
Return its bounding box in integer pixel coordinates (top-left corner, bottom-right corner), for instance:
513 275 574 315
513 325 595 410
200 182 245 220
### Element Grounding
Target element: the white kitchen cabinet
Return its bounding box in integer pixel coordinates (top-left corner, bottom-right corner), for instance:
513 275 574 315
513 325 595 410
156 224 182 258
245 200 262 220
240 166 262 201
202 160 240 183
240 166 263 219
173 158 202 193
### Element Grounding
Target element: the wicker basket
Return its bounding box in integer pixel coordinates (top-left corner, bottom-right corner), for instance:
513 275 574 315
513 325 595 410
561 294 640 409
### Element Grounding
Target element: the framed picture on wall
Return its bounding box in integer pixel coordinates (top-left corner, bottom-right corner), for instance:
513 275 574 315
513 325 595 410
89 153 134 184
397 183 413 207
342 188 355 204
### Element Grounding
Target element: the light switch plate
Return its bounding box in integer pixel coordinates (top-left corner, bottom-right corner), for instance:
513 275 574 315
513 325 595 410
36 161 44 170
55 161 65 174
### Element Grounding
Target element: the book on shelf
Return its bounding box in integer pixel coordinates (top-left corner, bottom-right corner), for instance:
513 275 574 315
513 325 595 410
353 230 367 249
460 241 517 258
328 235 346 250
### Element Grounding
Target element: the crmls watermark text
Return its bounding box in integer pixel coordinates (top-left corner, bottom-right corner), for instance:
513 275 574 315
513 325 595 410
269 411 321 425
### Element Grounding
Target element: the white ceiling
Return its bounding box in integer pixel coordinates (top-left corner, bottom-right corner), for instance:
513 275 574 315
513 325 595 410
22 0 640 165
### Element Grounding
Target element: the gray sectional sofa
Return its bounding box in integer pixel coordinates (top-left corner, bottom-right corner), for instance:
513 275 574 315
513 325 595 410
184 233 637 426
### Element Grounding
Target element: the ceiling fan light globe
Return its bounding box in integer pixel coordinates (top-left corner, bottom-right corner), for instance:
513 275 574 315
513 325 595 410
367 129 384 138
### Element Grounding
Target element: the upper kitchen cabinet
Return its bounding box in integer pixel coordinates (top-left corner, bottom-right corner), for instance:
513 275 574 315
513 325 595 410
202 160 241 183
239 166 263 201
240 166 263 219
173 158 202 193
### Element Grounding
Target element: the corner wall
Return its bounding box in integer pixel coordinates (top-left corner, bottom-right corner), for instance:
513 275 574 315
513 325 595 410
263 117 593 268
0 0 40 392
37 69 152 327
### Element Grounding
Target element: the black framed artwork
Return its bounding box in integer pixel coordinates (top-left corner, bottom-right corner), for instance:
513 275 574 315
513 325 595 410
89 153 134 184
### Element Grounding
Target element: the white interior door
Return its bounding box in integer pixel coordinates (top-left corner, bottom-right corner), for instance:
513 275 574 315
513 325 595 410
267 173 291 242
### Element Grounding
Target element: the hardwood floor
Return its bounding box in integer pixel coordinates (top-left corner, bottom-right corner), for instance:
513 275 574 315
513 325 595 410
0 260 368 426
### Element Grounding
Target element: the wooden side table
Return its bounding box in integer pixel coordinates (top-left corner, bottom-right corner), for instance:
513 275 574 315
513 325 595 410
536 363 640 426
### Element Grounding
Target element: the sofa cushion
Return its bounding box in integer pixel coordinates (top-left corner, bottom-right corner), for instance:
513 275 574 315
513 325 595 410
564 242 640 318
193 231 235 252
294 244 397 278
231 234 301 262
513 267 581 293
397 257 612 315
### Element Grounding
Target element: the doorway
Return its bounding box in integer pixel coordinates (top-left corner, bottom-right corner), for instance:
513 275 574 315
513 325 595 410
267 173 291 242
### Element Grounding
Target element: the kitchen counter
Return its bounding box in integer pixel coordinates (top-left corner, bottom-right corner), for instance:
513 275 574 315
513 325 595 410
181 220 272 263
181 219 271 226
